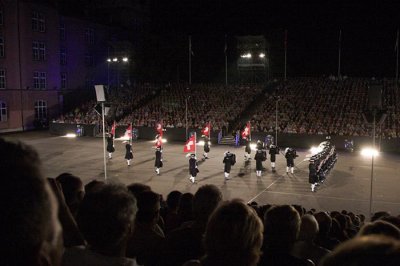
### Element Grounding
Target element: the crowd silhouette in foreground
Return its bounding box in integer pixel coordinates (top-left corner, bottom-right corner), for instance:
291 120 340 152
3 137 400 266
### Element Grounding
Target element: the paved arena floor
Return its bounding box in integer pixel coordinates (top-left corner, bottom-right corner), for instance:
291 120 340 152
3 131 400 216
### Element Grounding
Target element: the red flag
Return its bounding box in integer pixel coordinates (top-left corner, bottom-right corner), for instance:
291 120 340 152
124 124 132 139
183 134 196 153
156 122 163 136
155 135 162 148
201 122 211 137
111 121 116 136
241 122 251 139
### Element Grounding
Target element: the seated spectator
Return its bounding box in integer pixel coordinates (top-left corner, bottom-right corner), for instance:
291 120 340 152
126 191 165 266
56 172 85 218
127 183 151 199
320 235 400 266
177 192 195 226
162 190 182 233
314 212 340 250
62 184 138 266
0 138 63 266
259 205 314 266
358 220 400 240
184 199 264 266
291 214 331 265
163 184 223 266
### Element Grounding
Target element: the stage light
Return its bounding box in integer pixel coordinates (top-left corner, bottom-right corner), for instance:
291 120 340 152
107 58 111 62
198 140 205 146
361 147 379 157
240 53 252 58
122 57 129 62
310 146 323 155
259 53 265 58
250 143 257 151
64 133 77 138
112 57 118 62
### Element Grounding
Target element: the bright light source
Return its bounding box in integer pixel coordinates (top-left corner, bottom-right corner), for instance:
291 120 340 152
112 58 118 62
122 57 129 62
198 140 205 146
241 53 252 58
259 53 265 58
361 148 379 157
107 58 111 62
310 146 323 155
250 143 257 151
64 133 77 138
162 138 167 143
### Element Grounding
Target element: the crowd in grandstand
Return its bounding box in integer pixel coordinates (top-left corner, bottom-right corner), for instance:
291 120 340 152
4 137 400 266
53 78 400 138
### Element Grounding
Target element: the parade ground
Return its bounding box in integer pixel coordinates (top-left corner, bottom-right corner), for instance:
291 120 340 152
4 131 400 216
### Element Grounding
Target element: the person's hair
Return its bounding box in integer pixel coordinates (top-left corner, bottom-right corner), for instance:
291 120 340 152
127 182 151 199
314 211 333 236
84 179 105 194
136 190 161 224
202 200 264 266
371 211 391 222
320 235 400 266
0 138 60 265
263 205 301 251
56 172 84 216
358 220 400 240
77 183 137 253
298 214 319 241
178 192 194 222
193 185 223 223
166 190 182 210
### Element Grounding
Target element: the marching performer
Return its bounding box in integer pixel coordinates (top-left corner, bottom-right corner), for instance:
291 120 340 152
244 138 251 161
309 158 319 192
189 154 199 183
223 151 236 180
125 141 133 166
284 147 298 174
106 133 115 159
155 147 163 175
269 144 279 172
254 149 266 177
203 136 210 159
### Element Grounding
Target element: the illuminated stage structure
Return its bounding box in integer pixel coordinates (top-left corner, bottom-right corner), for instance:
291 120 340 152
236 36 269 83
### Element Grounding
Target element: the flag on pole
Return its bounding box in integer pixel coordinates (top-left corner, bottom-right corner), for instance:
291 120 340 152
241 122 251 140
111 121 116 136
201 122 211 137
156 122 163 136
124 124 132 139
183 134 196 153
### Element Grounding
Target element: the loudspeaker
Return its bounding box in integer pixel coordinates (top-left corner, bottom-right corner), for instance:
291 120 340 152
94 85 106 102
367 81 382 110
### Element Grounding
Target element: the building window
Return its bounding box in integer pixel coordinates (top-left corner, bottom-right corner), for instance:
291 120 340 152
60 20 65 40
85 28 94 45
33 71 46 89
0 101 7 122
0 9 3 26
32 11 45 32
34 100 47 120
0 36 4 57
85 53 93 66
60 47 67 65
32 41 46 61
61 72 67 89
0 69 5 89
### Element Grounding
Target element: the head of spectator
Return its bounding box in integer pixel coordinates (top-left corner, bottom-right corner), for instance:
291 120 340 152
178 192 194 224
371 211 391 222
201 200 264 266
298 214 319 242
320 235 400 266
135 191 161 227
166 190 182 213
381 216 400 230
76 184 137 257
127 182 151 199
263 205 301 251
358 220 400 240
56 172 84 217
0 138 63 266
314 212 332 237
84 180 105 194
193 184 223 225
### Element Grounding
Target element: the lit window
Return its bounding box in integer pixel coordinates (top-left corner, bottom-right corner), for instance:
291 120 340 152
32 11 45 32
61 72 67 89
34 100 47 120
0 69 5 89
33 71 46 89
0 36 4 57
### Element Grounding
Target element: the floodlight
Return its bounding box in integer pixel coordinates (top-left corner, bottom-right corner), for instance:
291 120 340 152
259 53 265 58
361 147 379 157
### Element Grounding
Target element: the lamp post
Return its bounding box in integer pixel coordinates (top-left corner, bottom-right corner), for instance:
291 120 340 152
275 97 279 146
107 56 129 93
185 96 190 139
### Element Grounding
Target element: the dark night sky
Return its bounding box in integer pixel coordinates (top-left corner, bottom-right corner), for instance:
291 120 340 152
149 0 400 78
